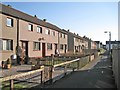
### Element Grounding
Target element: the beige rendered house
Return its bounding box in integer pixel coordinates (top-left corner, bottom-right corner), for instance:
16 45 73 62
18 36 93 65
0 3 97 63
66 30 85 54
0 4 68 63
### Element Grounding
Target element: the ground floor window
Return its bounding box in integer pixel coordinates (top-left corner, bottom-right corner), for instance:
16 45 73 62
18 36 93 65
33 42 40 50
0 39 2 50
65 44 67 49
0 39 13 51
47 43 52 50
60 44 64 50
75 46 79 52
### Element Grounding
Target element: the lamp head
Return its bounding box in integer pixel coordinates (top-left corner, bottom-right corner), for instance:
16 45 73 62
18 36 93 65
104 31 108 33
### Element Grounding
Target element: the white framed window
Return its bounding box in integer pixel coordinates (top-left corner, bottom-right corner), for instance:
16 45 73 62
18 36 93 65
0 39 2 51
45 29 50 35
0 39 13 51
7 18 13 27
33 42 40 50
2 40 6 50
75 38 79 42
60 33 62 38
63 34 66 38
28 24 33 31
52 31 55 36
47 43 52 50
37 26 42 33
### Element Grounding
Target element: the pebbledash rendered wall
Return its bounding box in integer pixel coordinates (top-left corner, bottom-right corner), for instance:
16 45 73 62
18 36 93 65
112 45 120 89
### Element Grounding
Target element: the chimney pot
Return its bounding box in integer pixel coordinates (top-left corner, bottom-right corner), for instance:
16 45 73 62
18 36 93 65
7 5 12 7
34 15 37 18
43 19 46 22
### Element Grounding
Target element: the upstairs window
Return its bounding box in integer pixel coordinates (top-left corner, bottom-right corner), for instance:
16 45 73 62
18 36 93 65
7 18 13 27
46 29 50 35
64 34 66 38
52 31 55 36
75 38 79 42
28 24 33 31
37 26 42 33
60 33 62 38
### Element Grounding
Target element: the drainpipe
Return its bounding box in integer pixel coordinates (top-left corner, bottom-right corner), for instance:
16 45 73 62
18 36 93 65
16 18 20 64
17 18 19 47
58 32 60 54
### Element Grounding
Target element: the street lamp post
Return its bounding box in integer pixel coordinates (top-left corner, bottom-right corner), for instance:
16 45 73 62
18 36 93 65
104 31 111 55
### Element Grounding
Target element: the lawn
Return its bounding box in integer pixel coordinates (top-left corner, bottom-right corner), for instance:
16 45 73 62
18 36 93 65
2 81 28 90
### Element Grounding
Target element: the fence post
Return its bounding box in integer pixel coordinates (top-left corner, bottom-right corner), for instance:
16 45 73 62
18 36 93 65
49 66 53 84
10 79 14 90
77 59 80 70
41 71 43 84
72 62 75 72
89 54 91 62
51 54 54 66
64 64 67 76
72 68 75 72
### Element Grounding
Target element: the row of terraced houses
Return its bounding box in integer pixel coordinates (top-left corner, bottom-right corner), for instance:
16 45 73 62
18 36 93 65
0 4 97 63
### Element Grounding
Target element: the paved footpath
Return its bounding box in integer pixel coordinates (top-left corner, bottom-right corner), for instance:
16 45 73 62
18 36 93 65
34 53 117 88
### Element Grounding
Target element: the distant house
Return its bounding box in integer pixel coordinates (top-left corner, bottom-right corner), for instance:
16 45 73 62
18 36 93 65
58 31 68 54
95 41 101 49
100 42 103 48
83 36 97 50
103 45 107 50
65 30 85 54
106 41 120 50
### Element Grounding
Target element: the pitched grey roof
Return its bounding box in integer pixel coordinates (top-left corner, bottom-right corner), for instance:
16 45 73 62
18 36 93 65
0 3 67 34
62 29 84 40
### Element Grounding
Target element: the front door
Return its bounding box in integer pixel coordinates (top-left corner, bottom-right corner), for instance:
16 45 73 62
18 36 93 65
21 41 28 56
21 41 28 64
54 44 58 54
42 43 45 57
65 44 67 53
55 44 58 49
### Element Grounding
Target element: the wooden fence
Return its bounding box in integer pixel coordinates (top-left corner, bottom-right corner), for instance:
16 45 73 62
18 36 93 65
48 56 90 84
1 53 99 89
0 66 44 90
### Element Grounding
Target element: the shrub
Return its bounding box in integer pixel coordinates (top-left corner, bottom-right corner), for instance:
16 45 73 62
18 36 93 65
6 58 11 64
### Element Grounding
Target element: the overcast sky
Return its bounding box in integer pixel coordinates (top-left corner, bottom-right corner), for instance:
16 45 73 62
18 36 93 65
2 1 118 44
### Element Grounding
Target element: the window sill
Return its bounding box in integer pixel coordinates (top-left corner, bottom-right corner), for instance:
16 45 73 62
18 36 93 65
0 50 13 53
33 50 41 51
60 49 64 50
28 30 33 32
45 34 50 35
37 32 42 34
6 25 13 28
47 49 52 51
